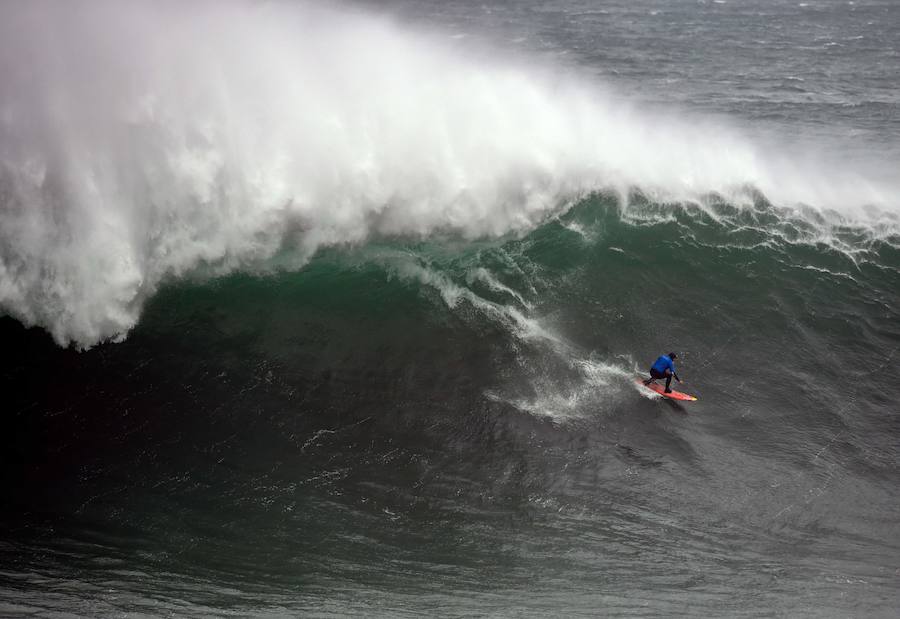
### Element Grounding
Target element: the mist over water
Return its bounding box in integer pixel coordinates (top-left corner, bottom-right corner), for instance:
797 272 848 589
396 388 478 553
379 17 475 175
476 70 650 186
0 0 897 347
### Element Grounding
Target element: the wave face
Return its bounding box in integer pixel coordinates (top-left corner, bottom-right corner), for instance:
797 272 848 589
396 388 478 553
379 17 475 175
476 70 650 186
2 194 899 615
0 0 897 347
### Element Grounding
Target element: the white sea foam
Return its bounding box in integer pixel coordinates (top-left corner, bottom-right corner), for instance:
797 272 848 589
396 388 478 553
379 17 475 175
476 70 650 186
0 0 896 346
392 259 558 345
466 267 532 309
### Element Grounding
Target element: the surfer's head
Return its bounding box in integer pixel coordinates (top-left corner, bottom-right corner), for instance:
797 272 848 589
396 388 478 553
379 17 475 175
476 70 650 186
668 352 678 359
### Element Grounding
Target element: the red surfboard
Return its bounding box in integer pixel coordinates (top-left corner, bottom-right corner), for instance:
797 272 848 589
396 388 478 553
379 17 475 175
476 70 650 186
635 378 698 401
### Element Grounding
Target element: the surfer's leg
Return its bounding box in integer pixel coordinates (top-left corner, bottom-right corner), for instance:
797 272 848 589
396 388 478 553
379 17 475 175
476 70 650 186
664 371 673 392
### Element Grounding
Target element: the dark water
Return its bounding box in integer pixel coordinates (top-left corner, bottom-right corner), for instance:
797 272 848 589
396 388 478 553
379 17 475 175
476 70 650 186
2 1 900 617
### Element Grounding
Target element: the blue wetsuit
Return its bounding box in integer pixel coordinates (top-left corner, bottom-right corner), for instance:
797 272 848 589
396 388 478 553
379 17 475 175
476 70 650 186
651 355 675 375
648 355 679 391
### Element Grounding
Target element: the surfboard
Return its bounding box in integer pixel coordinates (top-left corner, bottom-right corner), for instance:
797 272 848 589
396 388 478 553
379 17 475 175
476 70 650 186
635 378 698 401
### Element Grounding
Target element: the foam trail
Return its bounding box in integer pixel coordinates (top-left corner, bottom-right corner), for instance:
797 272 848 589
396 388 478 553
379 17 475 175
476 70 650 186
0 0 896 346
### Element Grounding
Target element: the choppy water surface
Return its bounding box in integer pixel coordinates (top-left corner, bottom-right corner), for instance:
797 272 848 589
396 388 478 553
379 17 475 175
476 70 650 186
1 1 898 616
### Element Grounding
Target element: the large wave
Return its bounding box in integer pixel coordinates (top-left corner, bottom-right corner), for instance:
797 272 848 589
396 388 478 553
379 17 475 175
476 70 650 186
0 0 896 347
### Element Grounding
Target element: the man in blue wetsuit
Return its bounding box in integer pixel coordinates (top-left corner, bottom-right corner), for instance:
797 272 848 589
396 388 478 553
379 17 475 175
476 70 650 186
644 352 682 393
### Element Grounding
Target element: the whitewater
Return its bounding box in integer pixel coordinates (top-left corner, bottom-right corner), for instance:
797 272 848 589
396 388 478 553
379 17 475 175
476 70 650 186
0 0 897 347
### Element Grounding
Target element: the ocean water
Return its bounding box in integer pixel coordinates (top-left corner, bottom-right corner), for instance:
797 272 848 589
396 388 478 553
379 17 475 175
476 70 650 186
1 0 898 616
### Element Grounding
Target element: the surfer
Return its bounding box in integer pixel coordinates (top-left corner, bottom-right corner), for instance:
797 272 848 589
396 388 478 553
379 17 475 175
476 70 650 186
643 352 681 393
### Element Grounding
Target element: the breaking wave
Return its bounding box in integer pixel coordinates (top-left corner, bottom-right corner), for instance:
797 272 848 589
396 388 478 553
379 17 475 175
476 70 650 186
0 0 896 346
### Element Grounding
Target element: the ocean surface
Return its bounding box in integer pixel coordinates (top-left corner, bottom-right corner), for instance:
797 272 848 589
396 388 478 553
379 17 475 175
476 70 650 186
1 0 899 616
